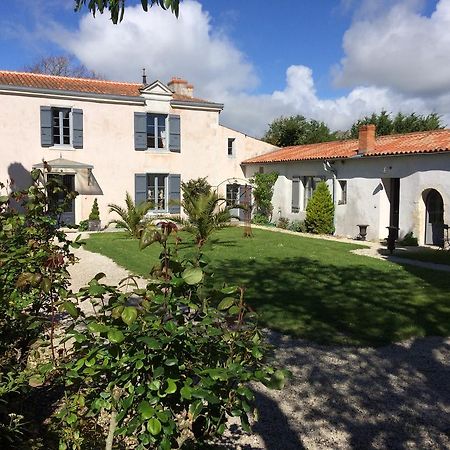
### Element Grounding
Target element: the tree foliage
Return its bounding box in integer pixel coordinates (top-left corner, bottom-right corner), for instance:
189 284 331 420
263 115 338 147
250 172 278 220
75 0 181 24
305 181 334 235
23 55 102 79
88 198 100 221
349 110 444 138
181 177 211 201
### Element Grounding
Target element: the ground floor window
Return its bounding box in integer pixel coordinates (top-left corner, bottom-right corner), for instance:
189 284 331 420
303 176 323 210
226 184 240 207
338 180 347 205
146 173 168 211
292 177 300 213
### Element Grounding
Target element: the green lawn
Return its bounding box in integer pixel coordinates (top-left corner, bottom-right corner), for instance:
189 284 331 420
393 246 450 265
84 227 450 346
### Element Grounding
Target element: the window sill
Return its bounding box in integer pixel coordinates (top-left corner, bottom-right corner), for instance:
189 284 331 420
338 201 347 206
47 145 77 151
144 148 172 154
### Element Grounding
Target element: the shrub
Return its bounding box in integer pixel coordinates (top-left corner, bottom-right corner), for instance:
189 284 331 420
78 219 89 231
250 172 278 220
252 213 270 225
88 198 100 221
288 220 306 233
108 192 152 238
399 231 419 246
57 222 288 449
277 217 290 229
181 177 211 200
305 181 334 234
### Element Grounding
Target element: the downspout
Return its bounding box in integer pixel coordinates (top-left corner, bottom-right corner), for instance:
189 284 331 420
323 160 337 234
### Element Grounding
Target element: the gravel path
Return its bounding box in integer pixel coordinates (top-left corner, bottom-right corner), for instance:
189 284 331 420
68 233 450 449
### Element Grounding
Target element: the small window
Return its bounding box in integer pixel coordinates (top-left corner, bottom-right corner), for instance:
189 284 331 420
291 177 300 213
226 184 240 207
147 114 167 150
338 180 347 205
52 108 71 145
147 173 169 210
302 176 324 210
259 166 264 174
227 138 235 157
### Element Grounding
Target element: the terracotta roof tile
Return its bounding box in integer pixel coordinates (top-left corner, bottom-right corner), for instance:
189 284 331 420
244 130 450 164
0 70 214 104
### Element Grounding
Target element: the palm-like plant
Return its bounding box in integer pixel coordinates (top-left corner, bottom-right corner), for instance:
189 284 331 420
181 191 233 247
108 192 152 238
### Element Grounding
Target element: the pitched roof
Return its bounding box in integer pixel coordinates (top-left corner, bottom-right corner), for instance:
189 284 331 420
243 130 450 164
0 70 211 103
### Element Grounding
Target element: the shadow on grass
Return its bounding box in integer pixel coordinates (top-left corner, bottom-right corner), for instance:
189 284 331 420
211 256 450 346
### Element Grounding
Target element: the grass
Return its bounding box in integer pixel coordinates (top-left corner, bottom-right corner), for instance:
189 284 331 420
84 227 450 346
393 246 450 265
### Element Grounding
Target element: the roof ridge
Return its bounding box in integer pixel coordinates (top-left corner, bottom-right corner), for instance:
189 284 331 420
0 70 142 86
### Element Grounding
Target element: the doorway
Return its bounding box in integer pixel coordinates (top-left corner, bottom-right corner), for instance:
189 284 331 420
425 189 444 246
226 184 251 221
48 174 76 225
389 178 400 239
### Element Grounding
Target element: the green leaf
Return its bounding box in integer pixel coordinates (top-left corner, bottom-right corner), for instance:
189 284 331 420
180 385 192 400
107 329 125 344
29 375 44 387
147 417 162 436
182 267 203 285
165 379 177 394
111 306 124 319
188 400 203 421
266 369 288 390
0 195 9 203
228 305 241 315
121 306 138 326
139 401 155 419
218 297 235 310
60 301 79 319
138 336 162 349
88 322 109 333
40 277 52 293
221 286 238 295
88 283 106 296
251 346 263 360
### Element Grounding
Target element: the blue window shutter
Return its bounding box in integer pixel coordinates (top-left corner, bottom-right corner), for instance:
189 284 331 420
40 106 53 147
72 109 83 148
169 115 181 153
135 174 147 205
134 112 147 150
168 174 181 213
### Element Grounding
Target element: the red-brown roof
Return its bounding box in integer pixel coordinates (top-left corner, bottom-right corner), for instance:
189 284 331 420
0 70 212 103
244 130 450 164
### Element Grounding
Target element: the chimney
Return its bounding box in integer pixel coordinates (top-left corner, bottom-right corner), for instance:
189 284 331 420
167 77 194 98
142 68 147 85
358 124 376 155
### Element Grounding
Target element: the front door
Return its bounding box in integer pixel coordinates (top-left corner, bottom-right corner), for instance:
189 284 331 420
425 189 444 246
48 174 76 226
389 178 400 239
226 184 252 221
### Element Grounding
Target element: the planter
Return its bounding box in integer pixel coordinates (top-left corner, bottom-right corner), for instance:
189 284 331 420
356 224 369 241
88 220 101 231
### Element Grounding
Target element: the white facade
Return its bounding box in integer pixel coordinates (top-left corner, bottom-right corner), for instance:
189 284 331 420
244 152 450 245
0 75 275 224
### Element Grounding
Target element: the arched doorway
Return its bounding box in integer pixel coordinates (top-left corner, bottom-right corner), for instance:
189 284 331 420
425 189 444 246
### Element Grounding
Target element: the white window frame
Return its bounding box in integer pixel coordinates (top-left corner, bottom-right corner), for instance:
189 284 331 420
147 113 168 151
146 173 169 212
51 107 73 148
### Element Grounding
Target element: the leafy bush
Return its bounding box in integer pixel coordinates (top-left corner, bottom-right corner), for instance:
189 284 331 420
277 217 290 229
252 213 270 225
108 192 153 238
88 198 100 221
0 171 79 446
250 172 278 220
305 181 334 234
78 219 89 231
288 220 306 233
399 231 419 247
181 178 211 200
57 222 287 449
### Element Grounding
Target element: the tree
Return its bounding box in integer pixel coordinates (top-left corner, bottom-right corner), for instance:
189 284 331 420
23 55 102 79
349 110 444 138
181 177 211 200
75 0 181 24
305 181 334 234
263 115 338 147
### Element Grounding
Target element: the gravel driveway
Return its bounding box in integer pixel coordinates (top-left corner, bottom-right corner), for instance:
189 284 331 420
69 235 450 449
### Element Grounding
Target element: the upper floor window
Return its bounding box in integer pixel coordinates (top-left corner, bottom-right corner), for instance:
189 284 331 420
147 114 167 150
52 108 71 145
40 106 83 149
228 138 235 157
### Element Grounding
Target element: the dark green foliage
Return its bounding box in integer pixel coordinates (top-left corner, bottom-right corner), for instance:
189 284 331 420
250 172 278 220
305 181 334 234
263 115 338 147
108 192 152 238
74 0 181 24
399 232 419 247
277 217 290 229
288 220 306 233
0 171 79 446
251 213 271 225
88 198 100 221
78 219 89 231
181 177 211 200
349 110 444 138
57 223 287 449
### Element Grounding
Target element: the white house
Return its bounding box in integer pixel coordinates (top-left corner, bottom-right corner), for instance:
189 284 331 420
243 125 450 246
0 71 275 225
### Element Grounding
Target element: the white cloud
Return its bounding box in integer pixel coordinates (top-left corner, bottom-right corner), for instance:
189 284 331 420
41 0 450 138
335 0 450 96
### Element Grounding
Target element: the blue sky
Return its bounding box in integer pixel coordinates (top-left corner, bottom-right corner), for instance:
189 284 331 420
0 0 448 136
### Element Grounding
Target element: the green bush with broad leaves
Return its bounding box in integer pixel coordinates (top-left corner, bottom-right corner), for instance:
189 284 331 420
58 221 288 449
0 170 80 446
250 172 278 221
